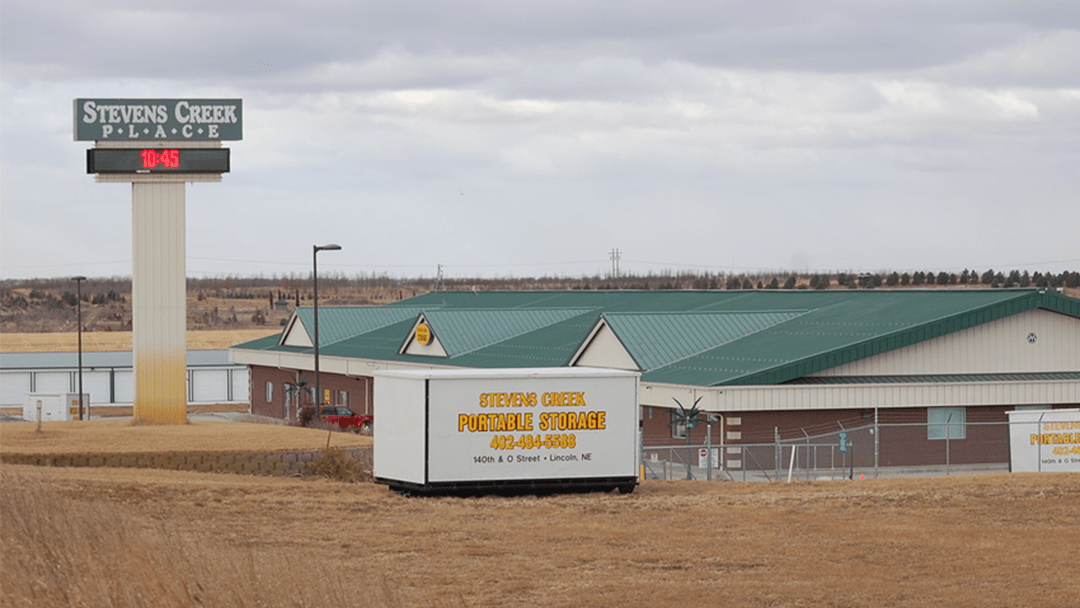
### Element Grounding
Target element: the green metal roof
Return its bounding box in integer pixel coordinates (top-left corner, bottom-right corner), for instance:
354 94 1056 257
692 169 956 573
601 311 809 371
232 289 1080 387
420 308 594 357
290 306 432 346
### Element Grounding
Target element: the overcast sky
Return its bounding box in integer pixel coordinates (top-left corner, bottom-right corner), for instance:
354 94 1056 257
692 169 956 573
2 1 1078 282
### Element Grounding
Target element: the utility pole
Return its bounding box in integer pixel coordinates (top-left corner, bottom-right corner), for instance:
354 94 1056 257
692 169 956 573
609 248 621 279
432 264 444 291
73 276 86 420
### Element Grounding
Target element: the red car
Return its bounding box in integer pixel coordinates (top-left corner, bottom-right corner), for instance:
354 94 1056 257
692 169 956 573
319 407 373 434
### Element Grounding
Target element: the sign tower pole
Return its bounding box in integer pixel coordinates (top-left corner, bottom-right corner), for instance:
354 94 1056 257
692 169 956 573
76 99 241 424
131 178 188 422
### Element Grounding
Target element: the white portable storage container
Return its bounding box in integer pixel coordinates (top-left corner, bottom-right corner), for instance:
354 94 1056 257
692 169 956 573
1007 408 1080 473
22 393 85 422
373 367 640 495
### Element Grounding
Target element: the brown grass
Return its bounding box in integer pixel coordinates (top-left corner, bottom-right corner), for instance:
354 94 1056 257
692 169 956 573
3 465 1078 607
0 419 372 455
1 469 1078 606
0 330 276 353
309 445 374 483
1 422 1078 607
0 468 414 608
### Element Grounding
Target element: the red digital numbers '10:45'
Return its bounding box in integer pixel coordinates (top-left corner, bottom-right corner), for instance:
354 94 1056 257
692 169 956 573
140 149 180 169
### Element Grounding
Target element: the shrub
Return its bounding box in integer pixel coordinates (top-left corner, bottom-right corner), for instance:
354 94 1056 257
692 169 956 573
308 446 372 483
298 405 318 427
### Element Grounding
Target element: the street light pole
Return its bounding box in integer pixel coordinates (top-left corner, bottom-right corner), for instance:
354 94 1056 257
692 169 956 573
312 244 341 420
72 276 87 420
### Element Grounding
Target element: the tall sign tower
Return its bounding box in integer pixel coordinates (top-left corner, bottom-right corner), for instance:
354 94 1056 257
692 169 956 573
76 98 242 423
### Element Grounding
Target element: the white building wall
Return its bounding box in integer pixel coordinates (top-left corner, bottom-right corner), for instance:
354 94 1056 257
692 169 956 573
1 365 249 409
639 379 1079 413
811 309 1079 376
1 372 31 405
575 324 639 371
35 372 71 393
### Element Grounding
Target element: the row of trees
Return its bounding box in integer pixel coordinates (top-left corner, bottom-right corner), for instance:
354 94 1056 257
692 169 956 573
3 268 1078 308
3 288 125 310
566 268 1080 292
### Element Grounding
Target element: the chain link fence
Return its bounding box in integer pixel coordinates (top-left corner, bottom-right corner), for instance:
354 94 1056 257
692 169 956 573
642 420 1016 482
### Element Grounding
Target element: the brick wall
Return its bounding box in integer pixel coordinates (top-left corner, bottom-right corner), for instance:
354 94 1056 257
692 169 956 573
249 366 373 420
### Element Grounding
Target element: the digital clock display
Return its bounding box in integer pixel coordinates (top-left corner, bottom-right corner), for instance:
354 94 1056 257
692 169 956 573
140 149 180 169
87 148 230 174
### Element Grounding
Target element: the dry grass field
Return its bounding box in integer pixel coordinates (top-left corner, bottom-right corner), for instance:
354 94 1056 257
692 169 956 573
0 329 276 353
0 419 371 455
2 421 1078 608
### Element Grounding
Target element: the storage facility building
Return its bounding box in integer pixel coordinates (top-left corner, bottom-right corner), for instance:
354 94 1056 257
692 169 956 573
229 288 1080 473
0 350 249 416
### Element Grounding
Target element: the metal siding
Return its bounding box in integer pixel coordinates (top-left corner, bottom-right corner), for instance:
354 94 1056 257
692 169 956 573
114 370 134 403
292 307 428 347
191 369 229 402
811 309 1078 377
713 380 1079 412
426 308 592 357
35 372 71 393
82 371 111 405
575 324 640 370
232 289 1078 388
277 352 314 371
230 368 249 403
131 181 187 423
0 372 32 407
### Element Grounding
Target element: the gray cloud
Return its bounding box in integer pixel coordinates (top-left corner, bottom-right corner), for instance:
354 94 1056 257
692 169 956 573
2 0 1078 279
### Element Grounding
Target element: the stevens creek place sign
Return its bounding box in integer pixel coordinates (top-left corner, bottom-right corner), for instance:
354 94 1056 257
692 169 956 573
74 98 242 141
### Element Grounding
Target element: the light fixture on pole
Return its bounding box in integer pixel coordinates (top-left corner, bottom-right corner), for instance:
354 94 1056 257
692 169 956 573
312 244 341 418
72 276 87 420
